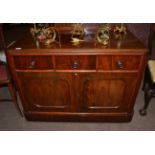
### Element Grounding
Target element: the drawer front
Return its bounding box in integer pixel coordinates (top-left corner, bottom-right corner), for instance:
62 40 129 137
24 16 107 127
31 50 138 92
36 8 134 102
55 56 96 70
14 56 53 70
112 55 141 70
97 56 112 70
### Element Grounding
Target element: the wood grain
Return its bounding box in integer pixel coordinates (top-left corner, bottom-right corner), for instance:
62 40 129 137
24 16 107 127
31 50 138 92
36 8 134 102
7 25 148 122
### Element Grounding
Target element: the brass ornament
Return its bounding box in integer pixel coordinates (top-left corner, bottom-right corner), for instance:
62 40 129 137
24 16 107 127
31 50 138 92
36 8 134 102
113 24 127 34
71 24 85 45
96 24 111 46
113 24 127 48
30 24 60 47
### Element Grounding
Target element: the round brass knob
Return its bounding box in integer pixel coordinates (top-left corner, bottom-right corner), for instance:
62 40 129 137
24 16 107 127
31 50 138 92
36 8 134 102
72 60 80 69
28 60 36 69
117 60 124 69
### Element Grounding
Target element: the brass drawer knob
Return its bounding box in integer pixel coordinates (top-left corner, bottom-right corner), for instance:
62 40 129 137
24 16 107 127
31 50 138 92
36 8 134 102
117 60 124 69
72 60 80 69
28 60 36 69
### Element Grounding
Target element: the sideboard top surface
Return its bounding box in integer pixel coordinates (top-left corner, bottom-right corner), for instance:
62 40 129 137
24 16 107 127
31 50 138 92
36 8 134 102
8 28 147 54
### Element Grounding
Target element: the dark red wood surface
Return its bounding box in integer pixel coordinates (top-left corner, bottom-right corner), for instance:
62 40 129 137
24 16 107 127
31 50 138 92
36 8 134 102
7 26 148 122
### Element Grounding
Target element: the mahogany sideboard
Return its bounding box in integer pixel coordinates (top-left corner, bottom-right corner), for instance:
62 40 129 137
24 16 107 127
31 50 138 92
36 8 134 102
6 27 148 122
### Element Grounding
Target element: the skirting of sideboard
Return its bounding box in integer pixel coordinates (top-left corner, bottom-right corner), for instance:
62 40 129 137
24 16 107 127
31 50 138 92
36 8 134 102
24 111 133 122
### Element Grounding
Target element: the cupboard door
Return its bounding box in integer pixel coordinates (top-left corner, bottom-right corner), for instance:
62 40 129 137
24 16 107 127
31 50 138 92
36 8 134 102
78 73 137 113
17 72 74 112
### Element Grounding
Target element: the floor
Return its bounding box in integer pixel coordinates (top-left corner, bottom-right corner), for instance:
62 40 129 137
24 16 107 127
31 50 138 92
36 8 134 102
0 85 155 131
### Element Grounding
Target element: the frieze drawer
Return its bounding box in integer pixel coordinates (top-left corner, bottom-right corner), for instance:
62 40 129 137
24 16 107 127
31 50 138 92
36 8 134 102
112 55 141 70
13 56 53 70
55 55 96 70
